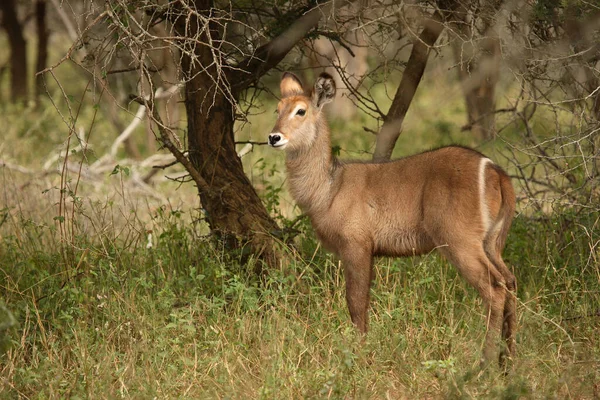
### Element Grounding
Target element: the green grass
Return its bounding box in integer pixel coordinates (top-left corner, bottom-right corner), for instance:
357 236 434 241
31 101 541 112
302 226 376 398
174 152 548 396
1 188 598 398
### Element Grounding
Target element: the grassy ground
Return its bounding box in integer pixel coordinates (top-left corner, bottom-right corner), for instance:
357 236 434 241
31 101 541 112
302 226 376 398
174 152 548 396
1 196 598 398
1 47 599 398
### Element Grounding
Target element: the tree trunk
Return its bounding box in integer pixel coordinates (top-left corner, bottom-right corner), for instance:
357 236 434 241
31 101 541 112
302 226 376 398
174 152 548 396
183 68 281 268
170 0 327 269
453 36 500 140
451 1 501 140
372 12 445 161
0 0 28 102
175 0 282 269
35 0 49 103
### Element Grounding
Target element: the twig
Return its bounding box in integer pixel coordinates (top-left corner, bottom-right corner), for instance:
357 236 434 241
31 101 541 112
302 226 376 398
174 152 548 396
236 141 269 158
460 107 517 131
562 309 600 322
106 66 159 75
48 0 78 42
152 159 179 170
313 30 356 57
36 11 108 76
235 140 268 145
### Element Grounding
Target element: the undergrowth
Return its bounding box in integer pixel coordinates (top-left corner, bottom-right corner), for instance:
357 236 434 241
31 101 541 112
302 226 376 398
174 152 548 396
1 191 598 398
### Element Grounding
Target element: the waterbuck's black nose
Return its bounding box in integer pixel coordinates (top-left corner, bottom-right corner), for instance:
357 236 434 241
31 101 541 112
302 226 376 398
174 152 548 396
268 134 281 146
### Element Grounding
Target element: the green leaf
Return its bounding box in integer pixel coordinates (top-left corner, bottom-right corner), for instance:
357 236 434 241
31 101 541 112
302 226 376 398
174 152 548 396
110 165 129 176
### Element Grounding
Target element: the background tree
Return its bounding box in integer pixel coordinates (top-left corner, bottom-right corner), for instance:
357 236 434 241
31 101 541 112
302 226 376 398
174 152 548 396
372 2 451 161
0 0 28 102
451 0 502 140
502 0 600 207
35 0 49 104
171 0 330 267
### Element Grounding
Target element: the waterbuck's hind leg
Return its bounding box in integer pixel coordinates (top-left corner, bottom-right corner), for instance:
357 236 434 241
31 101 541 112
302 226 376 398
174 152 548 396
484 235 517 367
499 285 516 369
489 253 517 368
438 244 508 366
341 246 373 333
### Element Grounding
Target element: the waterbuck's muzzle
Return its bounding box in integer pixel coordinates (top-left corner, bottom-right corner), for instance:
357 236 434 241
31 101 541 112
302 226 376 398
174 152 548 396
268 133 281 146
268 133 288 148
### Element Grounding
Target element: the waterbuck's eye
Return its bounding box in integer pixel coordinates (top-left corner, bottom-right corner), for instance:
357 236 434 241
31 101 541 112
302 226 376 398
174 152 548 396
296 109 306 116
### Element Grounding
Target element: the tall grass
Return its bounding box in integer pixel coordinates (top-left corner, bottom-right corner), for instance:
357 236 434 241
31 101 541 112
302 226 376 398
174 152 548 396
1 172 598 398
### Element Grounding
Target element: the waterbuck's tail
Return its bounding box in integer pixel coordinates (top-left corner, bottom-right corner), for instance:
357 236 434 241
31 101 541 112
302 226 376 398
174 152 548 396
493 165 516 255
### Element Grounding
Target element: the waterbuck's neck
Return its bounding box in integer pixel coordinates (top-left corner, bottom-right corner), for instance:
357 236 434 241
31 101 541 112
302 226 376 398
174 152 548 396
285 118 337 215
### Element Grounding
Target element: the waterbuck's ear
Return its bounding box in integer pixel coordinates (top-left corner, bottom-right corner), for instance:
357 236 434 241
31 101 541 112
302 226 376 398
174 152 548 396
280 72 304 97
312 72 336 109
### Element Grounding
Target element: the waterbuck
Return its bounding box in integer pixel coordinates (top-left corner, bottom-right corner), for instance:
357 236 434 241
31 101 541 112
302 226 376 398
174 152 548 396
268 72 517 366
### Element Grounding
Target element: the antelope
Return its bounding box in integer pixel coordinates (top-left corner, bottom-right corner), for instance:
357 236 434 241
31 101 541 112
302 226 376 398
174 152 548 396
268 72 517 367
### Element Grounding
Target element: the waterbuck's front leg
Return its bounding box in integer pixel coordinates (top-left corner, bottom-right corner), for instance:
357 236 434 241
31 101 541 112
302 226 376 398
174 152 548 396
341 245 374 333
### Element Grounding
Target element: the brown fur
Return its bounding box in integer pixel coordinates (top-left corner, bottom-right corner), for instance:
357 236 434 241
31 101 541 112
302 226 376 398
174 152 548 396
269 72 517 367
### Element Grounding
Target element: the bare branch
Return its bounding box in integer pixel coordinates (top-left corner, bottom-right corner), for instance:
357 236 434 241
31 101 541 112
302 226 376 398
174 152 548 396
0 159 33 175
230 2 332 90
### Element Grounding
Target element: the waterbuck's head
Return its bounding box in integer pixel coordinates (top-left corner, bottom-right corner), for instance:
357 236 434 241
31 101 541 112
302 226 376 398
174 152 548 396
268 72 336 151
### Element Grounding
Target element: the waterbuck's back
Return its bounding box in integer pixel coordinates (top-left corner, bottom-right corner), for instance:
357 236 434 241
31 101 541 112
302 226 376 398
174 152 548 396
313 146 499 257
